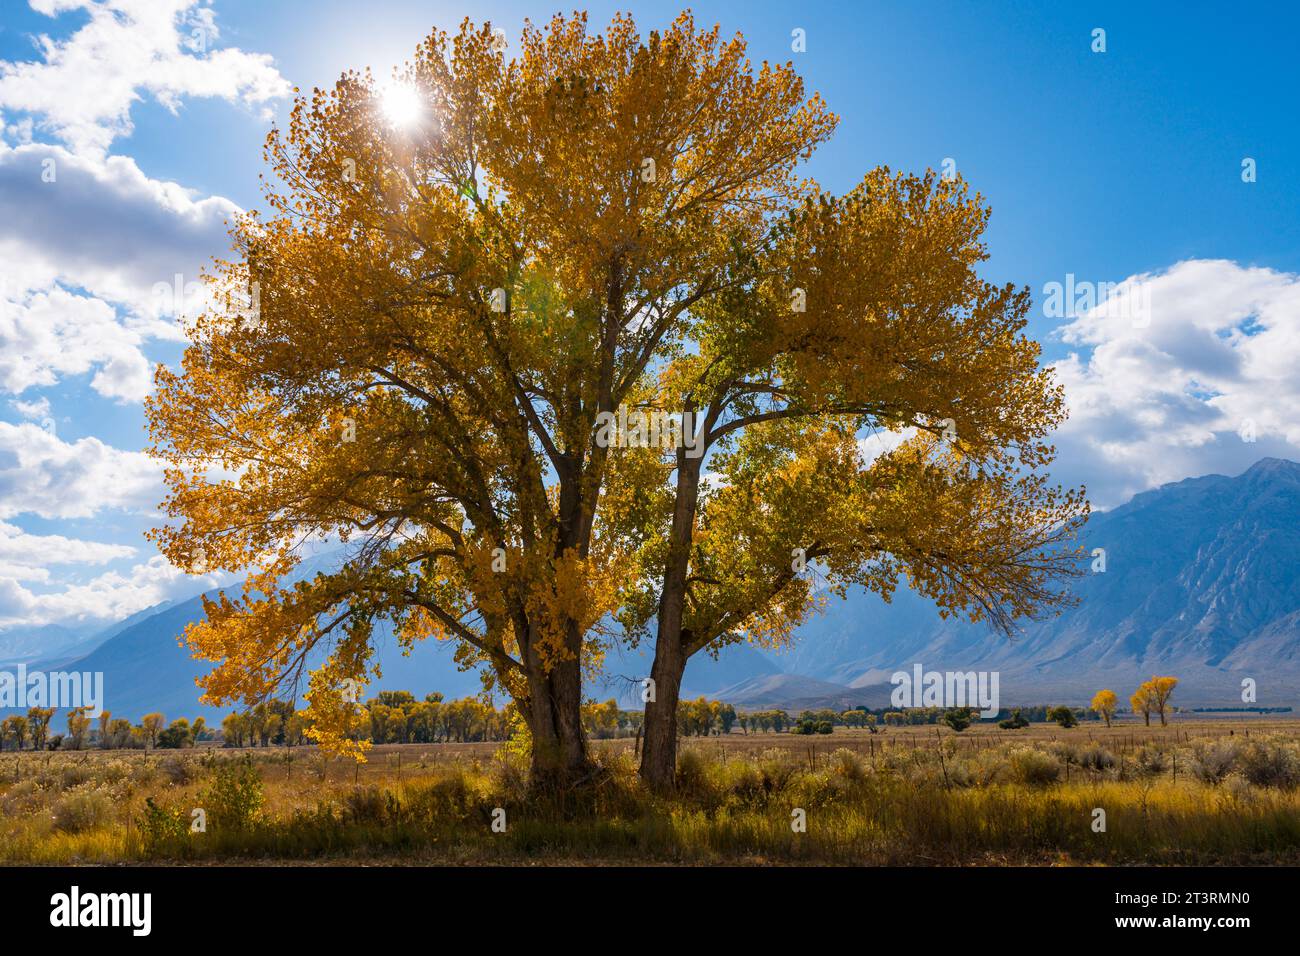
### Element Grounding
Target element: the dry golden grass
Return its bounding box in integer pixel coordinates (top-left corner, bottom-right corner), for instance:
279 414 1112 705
2 719 1298 866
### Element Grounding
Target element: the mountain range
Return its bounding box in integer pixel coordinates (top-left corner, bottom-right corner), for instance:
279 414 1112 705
5 458 1299 722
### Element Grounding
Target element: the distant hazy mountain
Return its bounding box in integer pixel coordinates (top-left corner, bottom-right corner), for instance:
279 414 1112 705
0 600 180 669
734 457 1300 709
593 640 782 707
703 673 891 711
0 623 90 666
6 458 1298 722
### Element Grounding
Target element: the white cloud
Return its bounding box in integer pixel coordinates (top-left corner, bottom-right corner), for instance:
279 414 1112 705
0 520 135 584
858 426 917 465
9 396 51 420
0 0 290 157
0 1 283 631
0 553 221 629
0 421 164 519
0 286 151 401
0 141 240 317
0 141 244 401
1050 259 1300 507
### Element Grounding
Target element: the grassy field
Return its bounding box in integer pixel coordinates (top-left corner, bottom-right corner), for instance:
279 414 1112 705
3 718 1299 866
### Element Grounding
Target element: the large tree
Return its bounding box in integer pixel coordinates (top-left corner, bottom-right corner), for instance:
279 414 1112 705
148 11 1087 792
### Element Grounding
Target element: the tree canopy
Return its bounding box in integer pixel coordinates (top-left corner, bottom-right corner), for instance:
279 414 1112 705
147 11 1088 790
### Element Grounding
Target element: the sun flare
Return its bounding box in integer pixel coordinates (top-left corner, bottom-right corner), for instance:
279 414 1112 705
380 83 424 128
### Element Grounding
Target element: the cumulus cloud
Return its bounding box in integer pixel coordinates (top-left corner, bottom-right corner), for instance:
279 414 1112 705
0 553 222 629
0 142 240 317
0 1 285 630
1050 259 1300 507
0 0 290 157
0 141 243 400
0 520 135 583
9 396 50 420
0 421 164 519
0 424 219 629
0 285 151 401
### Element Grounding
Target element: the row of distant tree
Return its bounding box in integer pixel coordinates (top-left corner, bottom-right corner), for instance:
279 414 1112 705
0 679 1188 752
0 707 207 752
1090 678 1180 728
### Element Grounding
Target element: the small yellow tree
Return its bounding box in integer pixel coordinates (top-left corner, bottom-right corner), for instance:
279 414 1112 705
1148 676 1178 727
1130 684 1153 727
65 707 91 750
26 707 54 749
140 712 165 750
1090 689 1117 727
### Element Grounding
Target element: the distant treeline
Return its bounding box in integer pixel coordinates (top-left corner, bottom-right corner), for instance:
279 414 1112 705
0 707 210 752
853 705 1099 725
4 689 1230 753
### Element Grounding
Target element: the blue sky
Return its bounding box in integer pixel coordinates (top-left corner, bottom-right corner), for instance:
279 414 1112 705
1 0 1298 635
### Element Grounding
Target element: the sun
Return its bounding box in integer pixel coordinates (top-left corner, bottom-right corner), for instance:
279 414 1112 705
380 83 424 129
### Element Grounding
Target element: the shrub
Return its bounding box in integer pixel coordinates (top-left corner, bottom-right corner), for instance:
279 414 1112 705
1047 706 1078 729
1239 739 1300 789
718 760 766 808
1048 741 1079 765
1 778 43 814
815 721 833 735
53 786 113 833
58 763 93 790
755 749 797 796
157 720 192 750
404 772 484 822
1008 747 1061 786
675 747 712 797
998 709 1029 730
942 708 974 732
827 748 867 783
946 757 983 788
341 785 396 824
1077 744 1117 773
139 797 190 852
202 757 265 831
159 754 196 785
1133 745 1169 777
1188 740 1239 785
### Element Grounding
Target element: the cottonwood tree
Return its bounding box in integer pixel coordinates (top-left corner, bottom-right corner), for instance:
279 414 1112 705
1130 684 1154 727
148 12 1086 792
1090 689 1117 727
65 707 91 750
26 707 53 750
98 709 113 749
1 715 28 751
140 712 165 750
1137 676 1178 727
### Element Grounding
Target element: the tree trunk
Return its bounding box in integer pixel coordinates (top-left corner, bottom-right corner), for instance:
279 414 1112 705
640 630 687 790
522 638 592 793
640 446 703 791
